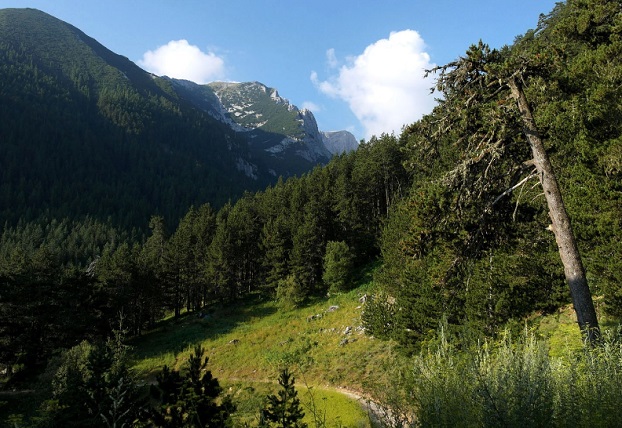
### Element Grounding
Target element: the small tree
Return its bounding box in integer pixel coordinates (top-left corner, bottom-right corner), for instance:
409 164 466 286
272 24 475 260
36 331 140 428
260 369 307 428
276 274 306 309
146 344 235 427
322 241 354 293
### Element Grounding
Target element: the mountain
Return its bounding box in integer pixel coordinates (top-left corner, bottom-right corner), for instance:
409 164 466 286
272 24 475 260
321 130 359 155
168 80 342 177
0 8 354 229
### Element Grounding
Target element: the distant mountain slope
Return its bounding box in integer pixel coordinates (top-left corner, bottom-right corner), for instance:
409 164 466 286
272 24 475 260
0 8 354 229
170 80 340 176
321 131 359 155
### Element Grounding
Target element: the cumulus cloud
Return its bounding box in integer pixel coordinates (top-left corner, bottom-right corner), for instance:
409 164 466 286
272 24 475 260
312 30 436 140
138 39 225 84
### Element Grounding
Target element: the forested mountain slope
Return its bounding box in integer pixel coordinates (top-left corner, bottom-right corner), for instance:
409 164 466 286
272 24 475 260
0 8 347 230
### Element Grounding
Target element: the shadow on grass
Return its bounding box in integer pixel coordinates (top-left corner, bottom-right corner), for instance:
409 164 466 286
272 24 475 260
128 293 278 364
128 260 380 375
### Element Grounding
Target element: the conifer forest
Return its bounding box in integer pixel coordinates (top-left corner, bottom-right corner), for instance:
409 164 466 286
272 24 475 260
2 1 622 426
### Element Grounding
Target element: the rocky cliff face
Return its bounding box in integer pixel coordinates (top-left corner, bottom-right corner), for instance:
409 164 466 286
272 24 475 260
172 80 354 178
321 131 360 155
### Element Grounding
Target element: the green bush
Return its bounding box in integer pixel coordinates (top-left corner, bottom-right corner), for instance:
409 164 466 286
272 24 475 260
553 334 622 427
372 329 622 427
276 275 306 309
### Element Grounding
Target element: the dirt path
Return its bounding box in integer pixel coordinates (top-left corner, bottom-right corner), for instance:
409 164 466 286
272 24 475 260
332 387 386 427
223 377 388 427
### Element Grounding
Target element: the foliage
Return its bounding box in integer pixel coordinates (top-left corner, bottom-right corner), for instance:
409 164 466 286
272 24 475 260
365 0 622 349
260 369 307 428
34 328 141 428
276 275 307 310
322 241 354 293
372 328 622 428
144 344 235 427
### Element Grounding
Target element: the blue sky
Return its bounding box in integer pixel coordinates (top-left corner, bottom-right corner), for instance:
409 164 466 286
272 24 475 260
2 1 559 140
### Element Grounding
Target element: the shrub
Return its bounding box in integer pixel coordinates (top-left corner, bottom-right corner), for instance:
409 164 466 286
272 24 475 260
276 275 306 309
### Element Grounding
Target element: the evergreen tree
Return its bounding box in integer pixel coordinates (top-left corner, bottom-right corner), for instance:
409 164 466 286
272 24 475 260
145 344 234 427
193 204 217 309
289 208 325 297
260 214 291 295
260 369 306 428
276 274 306 310
137 215 168 327
206 203 236 302
322 241 354 293
429 36 601 341
36 329 140 428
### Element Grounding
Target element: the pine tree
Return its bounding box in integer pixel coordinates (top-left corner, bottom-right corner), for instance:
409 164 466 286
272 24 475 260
260 214 291 295
429 38 601 342
146 344 234 427
260 369 306 428
322 241 354 293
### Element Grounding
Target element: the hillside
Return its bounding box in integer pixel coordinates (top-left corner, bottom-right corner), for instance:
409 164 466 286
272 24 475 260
0 8 352 230
2 1 622 426
129 283 398 426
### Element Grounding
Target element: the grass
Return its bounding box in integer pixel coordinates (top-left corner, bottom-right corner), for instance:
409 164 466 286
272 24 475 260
535 304 585 357
128 262 621 427
534 296 620 357
224 380 370 427
129 280 399 427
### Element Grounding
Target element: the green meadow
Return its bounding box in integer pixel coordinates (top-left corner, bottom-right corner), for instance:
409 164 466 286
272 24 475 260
129 281 399 426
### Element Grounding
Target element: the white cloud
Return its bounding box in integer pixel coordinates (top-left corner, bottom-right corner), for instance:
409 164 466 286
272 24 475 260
312 30 436 140
301 101 321 112
138 39 226 84
326 48 338 69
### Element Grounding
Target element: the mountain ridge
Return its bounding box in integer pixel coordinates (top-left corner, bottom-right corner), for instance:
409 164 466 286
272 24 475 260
0 8 356 229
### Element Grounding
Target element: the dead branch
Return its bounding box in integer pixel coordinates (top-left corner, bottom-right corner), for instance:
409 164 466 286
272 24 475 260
492 170 538 205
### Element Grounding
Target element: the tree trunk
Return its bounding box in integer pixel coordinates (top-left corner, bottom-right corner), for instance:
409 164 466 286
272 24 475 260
508 76 600 344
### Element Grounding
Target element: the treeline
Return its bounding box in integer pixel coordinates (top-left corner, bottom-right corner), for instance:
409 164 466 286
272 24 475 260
0 134 407 380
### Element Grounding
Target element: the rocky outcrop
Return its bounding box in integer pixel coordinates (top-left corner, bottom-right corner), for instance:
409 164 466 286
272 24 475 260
171 80 351 179
321 130 359 155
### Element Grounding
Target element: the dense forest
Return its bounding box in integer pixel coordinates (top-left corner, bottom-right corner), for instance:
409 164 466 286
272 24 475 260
2 0 622 426
0 8 323 232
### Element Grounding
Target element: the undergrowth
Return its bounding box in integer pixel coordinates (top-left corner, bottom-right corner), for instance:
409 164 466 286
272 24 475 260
370 327 622 427
128 272 622 427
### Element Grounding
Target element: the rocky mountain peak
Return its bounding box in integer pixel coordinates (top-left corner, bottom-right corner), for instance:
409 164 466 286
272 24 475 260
321 131 359 155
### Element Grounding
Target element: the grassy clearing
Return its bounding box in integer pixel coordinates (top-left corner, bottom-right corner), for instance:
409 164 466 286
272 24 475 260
129 280 399 426
224 380 370 427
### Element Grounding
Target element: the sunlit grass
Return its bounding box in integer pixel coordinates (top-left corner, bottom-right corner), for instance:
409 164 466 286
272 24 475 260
128 278 397 426
224 380 371 427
